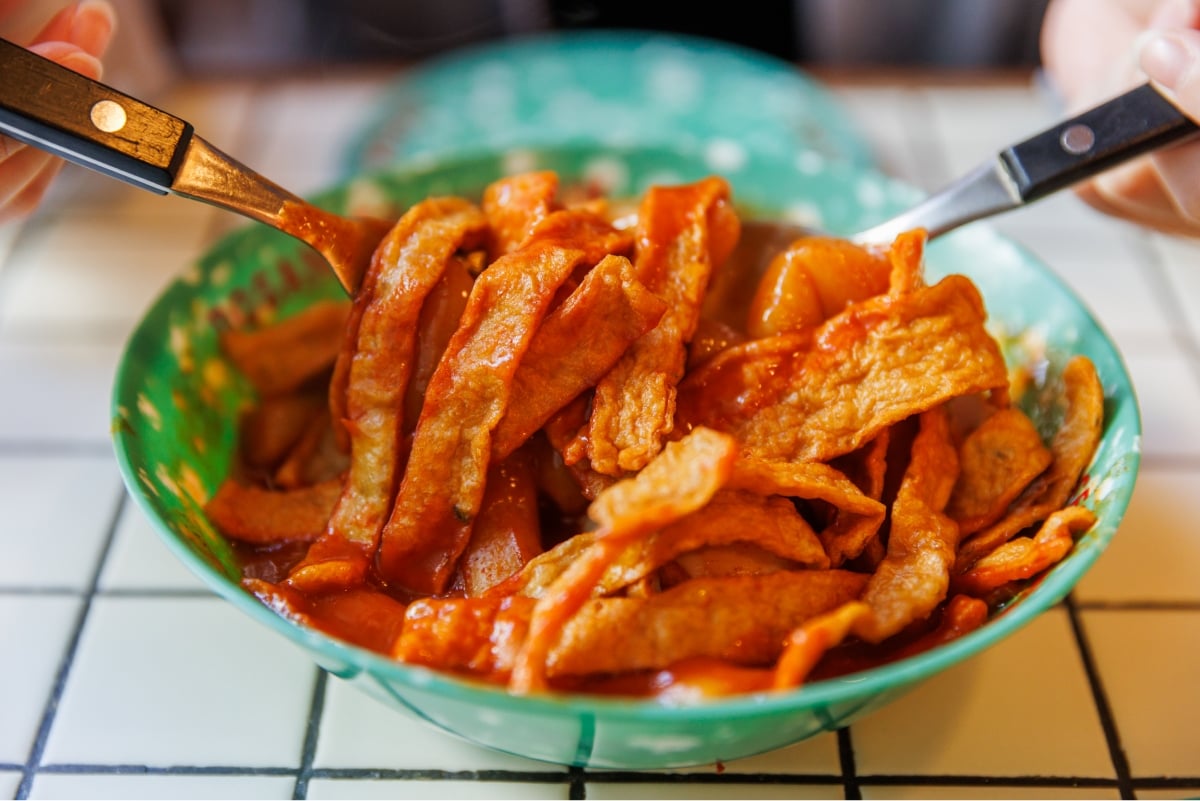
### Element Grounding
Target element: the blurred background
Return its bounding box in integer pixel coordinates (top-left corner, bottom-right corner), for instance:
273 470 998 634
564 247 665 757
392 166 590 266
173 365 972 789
2 0 1052 94
154 0 1052 70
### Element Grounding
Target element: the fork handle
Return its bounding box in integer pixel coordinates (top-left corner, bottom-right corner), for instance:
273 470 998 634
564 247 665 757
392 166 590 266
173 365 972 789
0 37 192 194
1001 82 1199 201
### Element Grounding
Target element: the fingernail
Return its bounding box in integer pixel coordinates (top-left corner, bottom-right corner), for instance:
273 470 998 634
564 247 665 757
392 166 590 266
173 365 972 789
59 50 104 81
1139 33 1195 89
78 0 117 26
72 0 117 55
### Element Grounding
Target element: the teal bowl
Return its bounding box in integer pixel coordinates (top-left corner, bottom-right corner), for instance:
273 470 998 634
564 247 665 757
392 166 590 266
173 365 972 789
111 144 1141 769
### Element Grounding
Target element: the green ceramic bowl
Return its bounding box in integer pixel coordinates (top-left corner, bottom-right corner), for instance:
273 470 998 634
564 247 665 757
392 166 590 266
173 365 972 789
111 144 1141 770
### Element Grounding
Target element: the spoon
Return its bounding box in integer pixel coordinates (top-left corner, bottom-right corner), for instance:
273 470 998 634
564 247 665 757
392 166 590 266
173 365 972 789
0 37 388 294
747 80 1198 248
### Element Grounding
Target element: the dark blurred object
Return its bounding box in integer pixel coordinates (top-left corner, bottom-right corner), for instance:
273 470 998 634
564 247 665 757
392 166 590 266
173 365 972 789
549 0 798 60
796 0 1051 67
155 0 552 71
155 0 1050 74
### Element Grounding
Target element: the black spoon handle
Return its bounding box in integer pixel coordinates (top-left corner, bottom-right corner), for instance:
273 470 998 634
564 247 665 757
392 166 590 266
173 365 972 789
1001 81 1199 202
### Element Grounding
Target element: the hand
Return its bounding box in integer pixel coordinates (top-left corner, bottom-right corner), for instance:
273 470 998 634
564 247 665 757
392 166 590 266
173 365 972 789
1040 0 1200 237
0 1 116 224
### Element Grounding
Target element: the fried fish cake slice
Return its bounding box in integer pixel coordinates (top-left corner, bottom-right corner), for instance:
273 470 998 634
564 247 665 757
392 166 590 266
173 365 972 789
491 254 667 461
206 477 343 545
495 488 830 601
220 299 350 398
727 457 887 567
606 489 831 583
547 569 868 677
482 170 559 259
747 235 892 337
855 405 961 642
459 447 543 597
238 391 325 470
287 197 489 593
585 176 740 475
947 406 1054 536
395 569 866 681
780 593 988 687
952 505 1096 597
955 355 1104 572
378 211 630 595
510 427 739 692
678 274 1009 464
770 408 963 676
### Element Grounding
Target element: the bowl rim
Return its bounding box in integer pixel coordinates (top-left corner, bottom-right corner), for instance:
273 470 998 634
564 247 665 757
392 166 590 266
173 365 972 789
110 143 1143 722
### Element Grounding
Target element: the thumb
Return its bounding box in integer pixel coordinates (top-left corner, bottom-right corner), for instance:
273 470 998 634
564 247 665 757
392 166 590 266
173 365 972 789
1139 29 1200 122
29 1 116 59
27 40 104 81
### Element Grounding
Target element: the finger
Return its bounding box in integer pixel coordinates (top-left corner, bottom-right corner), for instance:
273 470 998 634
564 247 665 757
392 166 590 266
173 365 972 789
1137 26 1200 231
0 134 24 161
0 161 63 225
1077 163 1200 237
31 1 117 58
26 41 104 80
1148 138 1200 226
1040 0 1157 108
1138 29 1200 120
0 145 56 211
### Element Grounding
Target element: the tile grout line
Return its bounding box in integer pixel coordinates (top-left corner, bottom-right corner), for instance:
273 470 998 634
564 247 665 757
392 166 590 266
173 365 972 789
567 765 586 799
25 762 1155 787
837 726 862 799
15 489 128 799
1074 599 1200 612
33 764 297 777
568 772 845 785
852 774 1122 789
291 668 328 799
1063 593 1135 799
305 768 571 783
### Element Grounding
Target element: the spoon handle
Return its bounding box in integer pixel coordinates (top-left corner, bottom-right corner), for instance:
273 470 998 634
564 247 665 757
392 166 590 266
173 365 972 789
855 81 1200 245
1001 81 1199 202
0 37 384 293
0 37 307 242
0 36 192 194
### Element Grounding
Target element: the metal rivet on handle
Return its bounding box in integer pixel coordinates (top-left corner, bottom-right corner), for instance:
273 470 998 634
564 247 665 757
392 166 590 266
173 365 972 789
90 99 127 133
1060 123 1095 155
